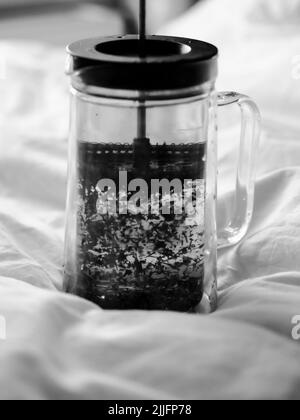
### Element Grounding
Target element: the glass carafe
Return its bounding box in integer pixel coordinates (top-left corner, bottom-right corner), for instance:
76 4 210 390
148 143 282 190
64 36 261 312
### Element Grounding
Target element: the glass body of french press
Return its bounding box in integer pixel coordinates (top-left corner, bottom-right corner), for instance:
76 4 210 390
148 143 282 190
64 35 261 312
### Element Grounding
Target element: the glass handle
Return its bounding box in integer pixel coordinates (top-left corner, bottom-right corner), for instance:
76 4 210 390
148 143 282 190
217 92 261 248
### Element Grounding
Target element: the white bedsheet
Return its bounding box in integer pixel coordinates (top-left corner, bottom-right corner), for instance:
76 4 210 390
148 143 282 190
0 0 300 400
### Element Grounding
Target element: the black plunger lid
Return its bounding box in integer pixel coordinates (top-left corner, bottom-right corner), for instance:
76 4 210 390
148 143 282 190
67 35 218 96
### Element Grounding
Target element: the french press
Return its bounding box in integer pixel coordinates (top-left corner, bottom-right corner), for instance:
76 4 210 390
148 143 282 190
64 0 261 312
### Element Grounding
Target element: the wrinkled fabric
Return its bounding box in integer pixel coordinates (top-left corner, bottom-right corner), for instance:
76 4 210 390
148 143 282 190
0 0 300 400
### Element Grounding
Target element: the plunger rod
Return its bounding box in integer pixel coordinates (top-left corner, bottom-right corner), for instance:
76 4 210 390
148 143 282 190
137 0 147 139
139 0 146 56
138 105 146 139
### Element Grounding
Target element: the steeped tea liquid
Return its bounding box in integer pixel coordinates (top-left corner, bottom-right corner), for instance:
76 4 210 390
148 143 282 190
76 140 206 311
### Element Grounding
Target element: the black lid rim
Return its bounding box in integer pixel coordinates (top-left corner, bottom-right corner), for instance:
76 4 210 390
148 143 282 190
67 35 219 65
67 35 219 93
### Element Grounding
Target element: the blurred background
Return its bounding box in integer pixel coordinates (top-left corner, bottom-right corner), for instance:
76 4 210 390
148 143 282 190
0 0 199 45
